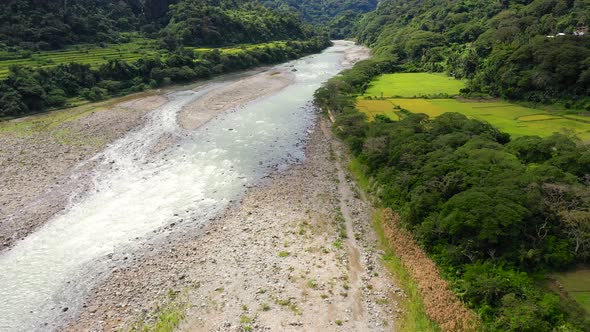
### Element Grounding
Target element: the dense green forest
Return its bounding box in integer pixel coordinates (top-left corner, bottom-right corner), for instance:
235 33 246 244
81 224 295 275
0 0 178 50
316 56 590 331
315 2 590 330
356 0 590 107
0 0 322 52
261 0 378 38
0 0 334 118
161 0 314 47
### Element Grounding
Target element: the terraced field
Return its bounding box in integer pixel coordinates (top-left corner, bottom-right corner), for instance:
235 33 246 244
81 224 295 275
356 99 401 121
358 72 590 140
357 98 590 140
0 39 160 78
0 40 289 79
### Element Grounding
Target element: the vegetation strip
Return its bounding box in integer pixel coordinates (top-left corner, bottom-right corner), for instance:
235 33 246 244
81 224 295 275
372 212 440 332
350 157 474 331
379 209 478 332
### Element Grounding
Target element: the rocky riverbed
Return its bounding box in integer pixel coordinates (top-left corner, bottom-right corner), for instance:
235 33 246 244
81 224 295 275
0 41 394 332
0 95 168 251
67 117 400 332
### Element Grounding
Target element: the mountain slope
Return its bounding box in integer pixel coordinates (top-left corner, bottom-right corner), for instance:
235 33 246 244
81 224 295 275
261 0 379 37
356 0 590 105
163 0 314 47
0 0 321 51
0 0 179 50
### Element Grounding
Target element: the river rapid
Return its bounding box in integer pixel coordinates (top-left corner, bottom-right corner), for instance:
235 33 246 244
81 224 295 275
0 41 363 331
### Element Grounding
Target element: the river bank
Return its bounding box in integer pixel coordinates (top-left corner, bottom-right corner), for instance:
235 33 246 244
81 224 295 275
0 94 165 251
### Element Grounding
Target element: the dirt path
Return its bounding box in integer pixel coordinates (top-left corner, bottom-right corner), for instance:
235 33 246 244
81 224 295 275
66 117 399 332
335 142 366 323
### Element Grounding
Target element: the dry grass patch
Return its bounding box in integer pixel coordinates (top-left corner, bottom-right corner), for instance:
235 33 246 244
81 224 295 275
381 209 479 332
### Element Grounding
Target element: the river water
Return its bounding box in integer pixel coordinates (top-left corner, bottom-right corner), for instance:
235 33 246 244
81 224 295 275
0 41 361 331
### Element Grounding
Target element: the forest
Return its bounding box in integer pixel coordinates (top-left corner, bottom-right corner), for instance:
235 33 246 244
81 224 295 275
315 55 590 331
315 0 590 329
261 0 378 38
356 0 590 108
0 0 331 118
0 0 178 50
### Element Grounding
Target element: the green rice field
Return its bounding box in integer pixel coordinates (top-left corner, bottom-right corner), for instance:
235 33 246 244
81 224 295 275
554 269 590 313
357 72 590 140
0 38 160 79
357 98 590 140
364 73 466 98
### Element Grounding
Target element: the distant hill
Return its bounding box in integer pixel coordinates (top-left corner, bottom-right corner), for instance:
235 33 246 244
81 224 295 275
0 0 319 51
261 0 379 38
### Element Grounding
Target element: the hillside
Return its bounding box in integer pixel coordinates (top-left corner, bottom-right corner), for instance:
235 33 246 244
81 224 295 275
316 1 590 331
0 0 332 118
356 0 590 106
0 0 178 50
261 0 379 37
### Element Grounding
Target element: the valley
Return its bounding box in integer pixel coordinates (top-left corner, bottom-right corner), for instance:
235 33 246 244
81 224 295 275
1 0 589 331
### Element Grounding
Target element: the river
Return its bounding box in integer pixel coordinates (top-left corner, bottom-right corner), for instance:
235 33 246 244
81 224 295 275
0 41 363 331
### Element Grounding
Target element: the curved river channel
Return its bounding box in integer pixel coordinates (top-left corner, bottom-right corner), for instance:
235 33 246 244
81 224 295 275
0 41 362 331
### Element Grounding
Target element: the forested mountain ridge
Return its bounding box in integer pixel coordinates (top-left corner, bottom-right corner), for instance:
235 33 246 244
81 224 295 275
262 0 378 23
0 0 324 51
0 0 179 50
162 0 314 47
356 0 590 106
261 0 379 38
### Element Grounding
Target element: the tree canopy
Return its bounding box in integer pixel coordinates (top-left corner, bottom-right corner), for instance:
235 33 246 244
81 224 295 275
315 56 590 331
261 0 378 38
355 0 590 105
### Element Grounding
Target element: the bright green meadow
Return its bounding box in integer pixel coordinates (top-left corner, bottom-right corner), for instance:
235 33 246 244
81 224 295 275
364 73 466 97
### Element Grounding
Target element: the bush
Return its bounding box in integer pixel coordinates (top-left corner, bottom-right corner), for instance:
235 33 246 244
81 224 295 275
81 87 108 102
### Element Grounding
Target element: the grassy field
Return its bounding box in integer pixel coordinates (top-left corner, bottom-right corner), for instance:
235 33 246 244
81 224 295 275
553 269 590 313
364 73 465 98
357 98 590 140
356 99 401 121
0 40 289 79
